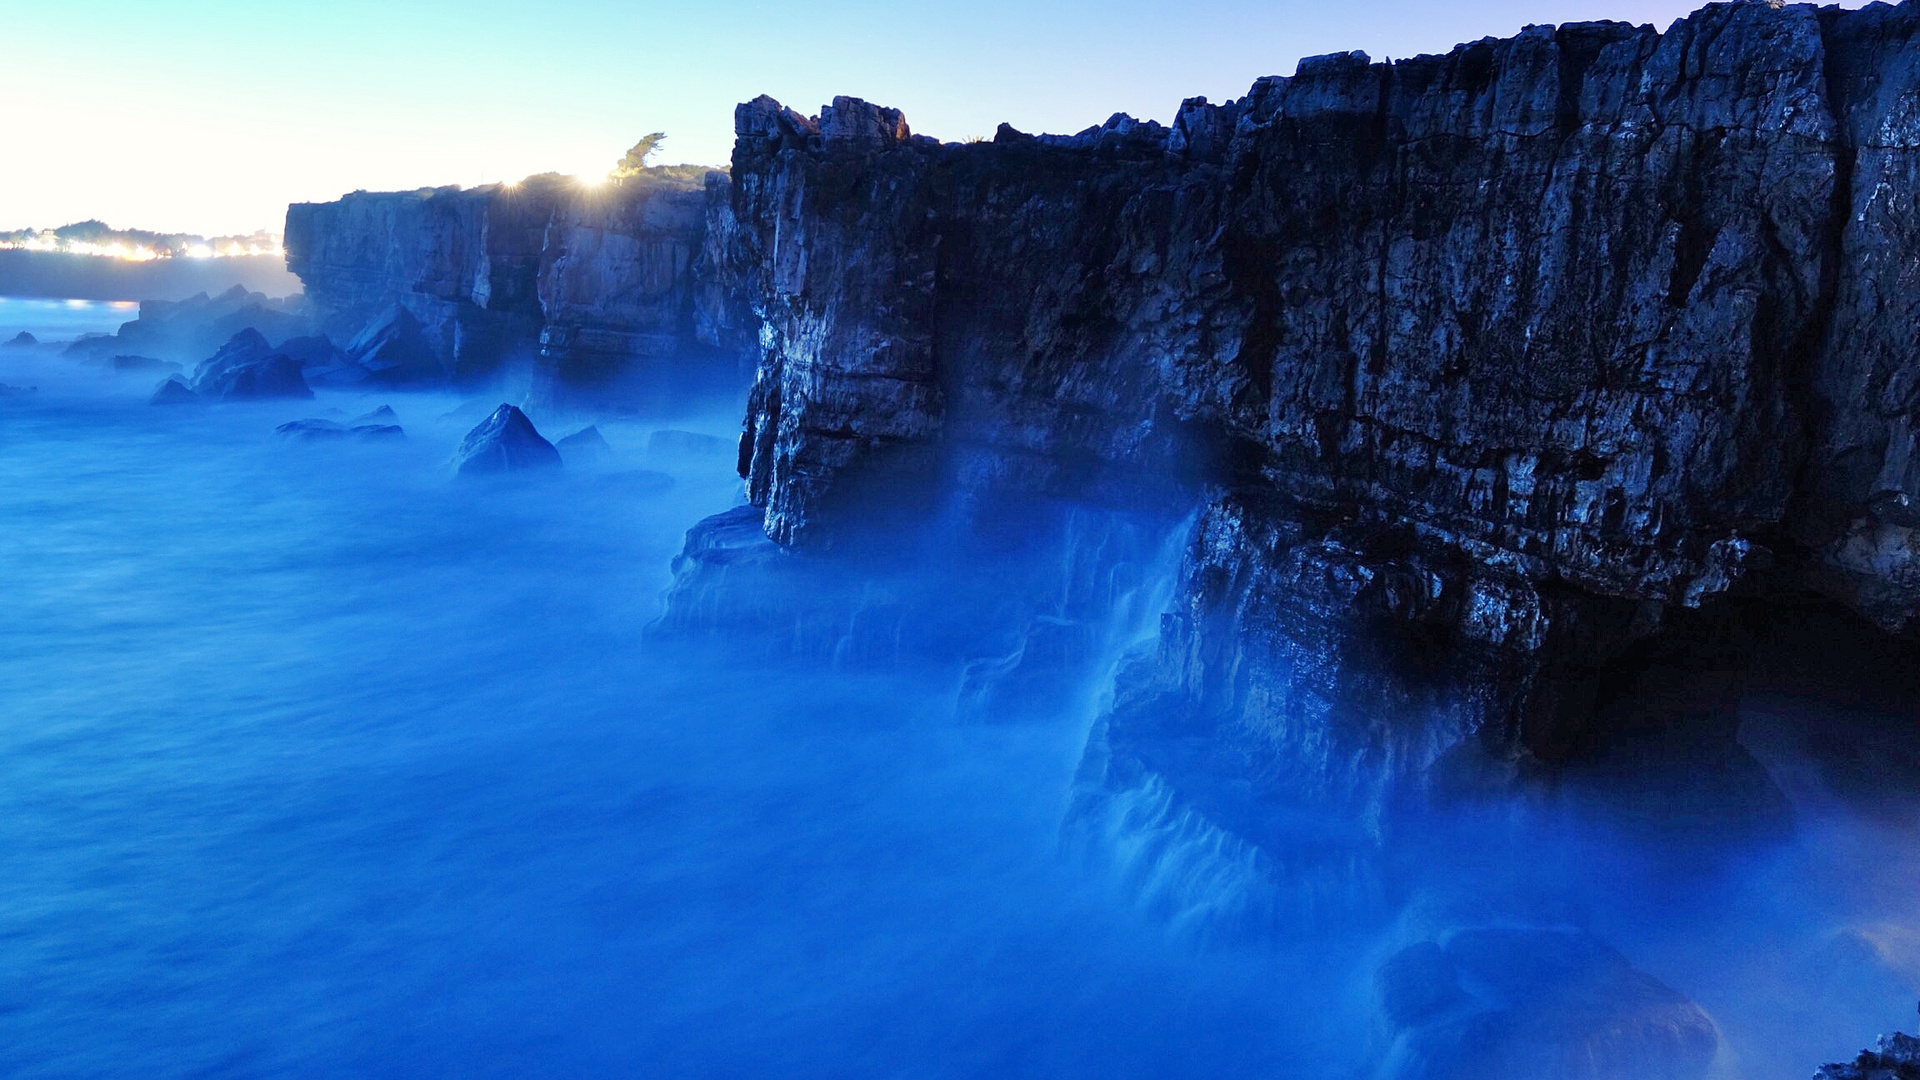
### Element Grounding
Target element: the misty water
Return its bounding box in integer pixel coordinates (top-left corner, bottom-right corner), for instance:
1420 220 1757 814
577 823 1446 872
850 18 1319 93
2 297 1918 1079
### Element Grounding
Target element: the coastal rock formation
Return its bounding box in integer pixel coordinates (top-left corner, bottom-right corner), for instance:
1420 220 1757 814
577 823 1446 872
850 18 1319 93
1820 1032 1920 1079
451 404 562 475
719 2 1920 846
191 329 313 400
285 168 751 405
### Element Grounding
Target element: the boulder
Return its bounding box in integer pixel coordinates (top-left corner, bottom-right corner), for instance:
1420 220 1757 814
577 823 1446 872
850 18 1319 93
3 331 35 347
351 405 399 425
344 306 439 384
450 404 560 475
149 377 201 405
350 424 405 441
200 354 312 400
556 424 611 462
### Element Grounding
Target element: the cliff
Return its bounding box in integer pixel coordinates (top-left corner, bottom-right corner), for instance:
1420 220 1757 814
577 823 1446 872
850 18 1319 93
722 1 1920 839
284 167 748 402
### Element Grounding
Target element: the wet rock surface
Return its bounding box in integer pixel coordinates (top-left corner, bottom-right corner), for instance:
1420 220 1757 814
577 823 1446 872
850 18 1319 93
717 3 1920 839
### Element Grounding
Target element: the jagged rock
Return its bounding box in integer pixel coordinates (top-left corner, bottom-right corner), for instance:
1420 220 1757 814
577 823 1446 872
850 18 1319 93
111 355 179 373
342 306 440 384
67 286 310 364
1376 928 1717 1080
450 404 561 475
192 331 312 400
284 169 752 405
555 425 611 462
350 404 398 425
148 377 201 405
4 331 35 347
722 2 1920 841
1819 1032 1920 1080
647 428 731 455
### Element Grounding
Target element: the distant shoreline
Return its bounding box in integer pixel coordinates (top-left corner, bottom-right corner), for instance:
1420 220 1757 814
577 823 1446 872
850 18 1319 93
0 250 300 303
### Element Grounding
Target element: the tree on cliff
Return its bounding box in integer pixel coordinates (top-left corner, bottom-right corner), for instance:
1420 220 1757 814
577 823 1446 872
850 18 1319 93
609 133 668 182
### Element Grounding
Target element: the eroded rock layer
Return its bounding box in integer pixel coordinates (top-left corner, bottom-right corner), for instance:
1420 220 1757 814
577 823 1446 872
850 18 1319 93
284 168 749 405
722 2 1920 829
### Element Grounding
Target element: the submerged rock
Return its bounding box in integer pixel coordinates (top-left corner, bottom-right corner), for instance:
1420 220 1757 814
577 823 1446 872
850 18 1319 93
351 404 398 425
450 404 560 475
275 418 347 442
277 418 406 443
556 425 611 463
3 331 35 347
0 382 36 396
148 377 201 405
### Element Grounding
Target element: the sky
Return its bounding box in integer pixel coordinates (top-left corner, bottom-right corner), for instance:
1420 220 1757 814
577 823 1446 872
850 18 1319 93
0 0 1819 236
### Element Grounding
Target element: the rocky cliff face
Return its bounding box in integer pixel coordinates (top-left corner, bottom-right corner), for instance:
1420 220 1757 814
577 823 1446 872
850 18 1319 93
285 168 748 403
723 1 1920 846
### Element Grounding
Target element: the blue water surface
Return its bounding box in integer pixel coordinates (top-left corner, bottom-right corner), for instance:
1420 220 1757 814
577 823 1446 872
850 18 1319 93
0 329 1330 1080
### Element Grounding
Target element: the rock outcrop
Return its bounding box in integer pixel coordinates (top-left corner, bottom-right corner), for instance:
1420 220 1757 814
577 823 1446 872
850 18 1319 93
284 167 751 404
451 404 562 475
718 3 1920 850
1821 1032 1920 1079
191 329 313 400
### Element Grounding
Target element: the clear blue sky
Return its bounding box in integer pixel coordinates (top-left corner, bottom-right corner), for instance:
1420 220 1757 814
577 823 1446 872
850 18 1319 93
0 0 1794 235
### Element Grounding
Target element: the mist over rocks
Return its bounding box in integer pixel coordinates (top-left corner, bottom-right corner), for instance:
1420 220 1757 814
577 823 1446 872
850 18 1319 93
5 331 36 347
191 329 312 400
708 0 1920 881
451 404 562 475
284 167 752 409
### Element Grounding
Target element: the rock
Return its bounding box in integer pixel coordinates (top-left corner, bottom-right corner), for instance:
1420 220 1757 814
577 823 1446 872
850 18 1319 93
111 355 179 373
192 333 312 400
148 377 201 405
350 404 398 425
450 404 561 475
647 428 731 455
1376 928 1717 1080
65 286 311 365
283 169 752 406
555 425 611 462
341 306 440 384
277 334 366 387
275 419 348 442
350 424 405 441
3 331 35 347
1819 1031 1920 1080
720 2 1920 855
